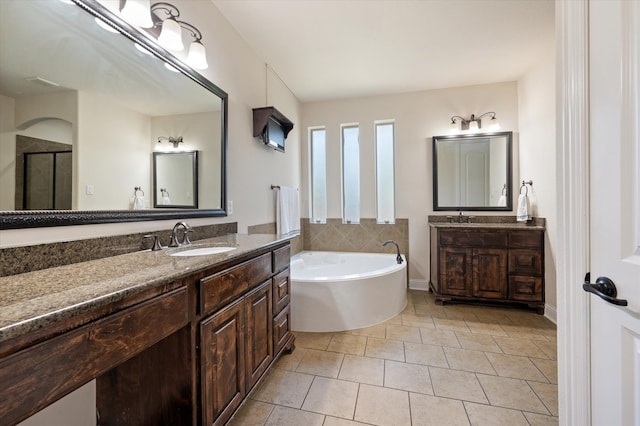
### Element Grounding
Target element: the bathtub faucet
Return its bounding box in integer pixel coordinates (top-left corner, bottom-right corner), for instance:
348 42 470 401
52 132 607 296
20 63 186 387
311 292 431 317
382 240 403 264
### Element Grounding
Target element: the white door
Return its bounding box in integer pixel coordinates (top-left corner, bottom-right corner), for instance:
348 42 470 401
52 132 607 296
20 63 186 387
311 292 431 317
588 0 640 424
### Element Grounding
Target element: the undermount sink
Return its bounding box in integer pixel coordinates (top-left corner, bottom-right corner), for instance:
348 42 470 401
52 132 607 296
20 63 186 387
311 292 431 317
168 246 236 257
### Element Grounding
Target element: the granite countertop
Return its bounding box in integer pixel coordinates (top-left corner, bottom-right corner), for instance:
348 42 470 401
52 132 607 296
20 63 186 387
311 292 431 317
428 215 546 231
429 222 546 230
0 233 294 344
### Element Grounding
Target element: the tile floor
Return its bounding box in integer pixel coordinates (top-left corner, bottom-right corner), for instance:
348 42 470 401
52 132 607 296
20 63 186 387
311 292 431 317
230 290 558 426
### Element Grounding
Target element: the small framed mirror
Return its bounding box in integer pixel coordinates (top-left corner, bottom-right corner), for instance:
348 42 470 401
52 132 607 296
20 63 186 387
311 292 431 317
433 131 513 211
153 151 198 208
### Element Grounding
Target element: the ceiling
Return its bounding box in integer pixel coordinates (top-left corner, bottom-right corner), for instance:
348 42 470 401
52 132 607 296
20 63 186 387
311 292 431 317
212 0 555 103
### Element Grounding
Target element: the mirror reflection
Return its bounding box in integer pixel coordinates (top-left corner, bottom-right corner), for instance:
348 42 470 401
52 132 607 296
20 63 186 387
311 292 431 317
153 151 198 208
0 0 227 228
432 132 513 211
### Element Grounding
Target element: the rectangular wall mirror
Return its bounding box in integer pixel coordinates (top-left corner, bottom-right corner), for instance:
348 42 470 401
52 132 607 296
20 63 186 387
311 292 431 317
153 151 198 209
432 131 513 211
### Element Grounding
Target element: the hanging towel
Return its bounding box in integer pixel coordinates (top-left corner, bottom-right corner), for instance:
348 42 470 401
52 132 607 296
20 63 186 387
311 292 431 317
276 186 300 235
516 193 530 222
133 194 144 210
497 194 507 207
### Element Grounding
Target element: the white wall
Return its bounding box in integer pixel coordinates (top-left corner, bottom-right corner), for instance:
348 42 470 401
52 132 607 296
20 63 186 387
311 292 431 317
518 47 557 321
301 82 520 285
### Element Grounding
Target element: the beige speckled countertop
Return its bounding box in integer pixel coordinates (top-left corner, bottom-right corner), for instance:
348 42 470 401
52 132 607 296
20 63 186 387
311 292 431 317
0 233 294 344
429 222 546 230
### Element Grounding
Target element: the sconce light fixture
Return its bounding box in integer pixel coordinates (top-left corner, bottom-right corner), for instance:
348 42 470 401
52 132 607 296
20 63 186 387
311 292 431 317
116 1 208 69
450 112 500 132
157 136 183 148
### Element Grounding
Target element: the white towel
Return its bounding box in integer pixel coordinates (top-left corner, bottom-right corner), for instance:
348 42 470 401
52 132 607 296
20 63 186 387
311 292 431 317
276 186 300 235
516 194 530 222
133 194 144 210
497 194 507 207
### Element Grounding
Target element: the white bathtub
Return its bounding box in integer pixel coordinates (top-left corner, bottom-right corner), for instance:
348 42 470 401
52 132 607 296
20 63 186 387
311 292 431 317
290 251 407 332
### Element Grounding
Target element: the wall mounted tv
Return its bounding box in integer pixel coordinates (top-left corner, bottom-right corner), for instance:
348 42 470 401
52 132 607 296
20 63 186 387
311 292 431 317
252 106 294 153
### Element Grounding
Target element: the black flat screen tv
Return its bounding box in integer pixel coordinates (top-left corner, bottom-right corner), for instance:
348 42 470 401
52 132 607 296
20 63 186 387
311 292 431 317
264 116 286 152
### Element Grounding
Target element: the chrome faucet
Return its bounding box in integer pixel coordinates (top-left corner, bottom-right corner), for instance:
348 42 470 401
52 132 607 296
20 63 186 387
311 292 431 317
458 211 464 223
382 240 403 264
169 221 193 247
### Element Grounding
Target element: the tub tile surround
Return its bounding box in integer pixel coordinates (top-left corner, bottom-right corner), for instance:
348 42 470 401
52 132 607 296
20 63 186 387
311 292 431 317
248 221 303 254
0 222 238 277
232 290 559 425
301 218 409 258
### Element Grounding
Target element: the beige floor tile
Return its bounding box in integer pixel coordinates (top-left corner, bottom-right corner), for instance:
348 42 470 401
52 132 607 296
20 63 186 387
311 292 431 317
486 352 548 382
338 354 385 386
294 331 334 350
531 358 558 384
500 324 547 340
444 309 479 321
455 332 502 352
385 324 422 342
470 309 514 324
529 381 559 416
364 337 405 361
328 334 368 356
414 304 449 318
401 304 416 315
353 384 411 426
384 359 433 394
296 349 345 378
228 400 274 426
402 314 437 328
493 336 548 358
323 416 371 426
301 376 359 419
344 323 386 338
464 321 508 337
252 369 314 408
463 401 529 425
523 412 560 426
404 342 449 368
444 347 496 374
476 374 549 414
383 314 403 325
433 318 471 333
273 347 308 371
534 339 558 360
263 405 325 426
420 327 461 348
429 367 488 403
538 328 558 341
409 393 470 426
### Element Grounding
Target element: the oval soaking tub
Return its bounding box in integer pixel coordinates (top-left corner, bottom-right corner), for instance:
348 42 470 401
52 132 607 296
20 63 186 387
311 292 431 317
290 251 407 332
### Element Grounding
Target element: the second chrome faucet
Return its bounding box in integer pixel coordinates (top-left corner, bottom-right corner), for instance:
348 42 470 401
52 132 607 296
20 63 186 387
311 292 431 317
169 221 193 247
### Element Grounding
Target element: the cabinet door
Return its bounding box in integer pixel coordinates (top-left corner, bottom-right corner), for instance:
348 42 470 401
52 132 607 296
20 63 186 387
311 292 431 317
245 280 273 391
200 298 246 426
472 248 508 299
440 247 473 296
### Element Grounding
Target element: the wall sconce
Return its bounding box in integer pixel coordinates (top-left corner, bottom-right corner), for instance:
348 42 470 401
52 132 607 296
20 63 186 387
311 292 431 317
117 1 208 69
157 136 183 148
450 112 500 132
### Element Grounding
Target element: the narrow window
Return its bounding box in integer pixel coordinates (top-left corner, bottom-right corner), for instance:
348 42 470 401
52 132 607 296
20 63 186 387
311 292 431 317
309 127 327 223
376 121 395 223
341 124 360 224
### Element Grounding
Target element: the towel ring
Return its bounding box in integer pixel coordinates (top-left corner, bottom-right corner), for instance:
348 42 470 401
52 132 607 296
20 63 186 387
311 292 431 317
161 188 170 196
519 183 528 196
134 186 144 196
501 184 507 195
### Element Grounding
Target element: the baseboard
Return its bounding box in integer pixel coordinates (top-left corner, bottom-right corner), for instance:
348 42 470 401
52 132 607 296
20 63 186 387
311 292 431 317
544 303 557 324
409 279 429 291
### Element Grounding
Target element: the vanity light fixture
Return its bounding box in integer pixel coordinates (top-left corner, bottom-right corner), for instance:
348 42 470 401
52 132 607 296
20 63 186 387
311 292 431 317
157 136 183 148
450 112 500 132
120 0 153 28
147 2 209 69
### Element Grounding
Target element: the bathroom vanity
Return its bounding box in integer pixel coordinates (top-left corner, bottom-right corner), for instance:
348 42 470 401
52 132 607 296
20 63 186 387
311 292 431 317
429 218 545 314
0 234 294 425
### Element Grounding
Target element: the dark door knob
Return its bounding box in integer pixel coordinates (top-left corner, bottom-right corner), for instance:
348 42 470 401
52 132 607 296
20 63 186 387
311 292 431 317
583 273 628 306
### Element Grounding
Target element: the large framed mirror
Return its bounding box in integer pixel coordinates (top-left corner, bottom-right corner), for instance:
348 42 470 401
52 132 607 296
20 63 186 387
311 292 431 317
432 131 513 211
0 0 227 229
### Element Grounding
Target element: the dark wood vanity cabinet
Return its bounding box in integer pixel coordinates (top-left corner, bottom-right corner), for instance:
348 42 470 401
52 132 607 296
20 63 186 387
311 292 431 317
430 226 544 313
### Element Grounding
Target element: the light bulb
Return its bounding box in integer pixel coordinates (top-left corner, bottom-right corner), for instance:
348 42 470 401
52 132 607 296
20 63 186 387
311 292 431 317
186 41 208 69
469 120 479 131
120 0 153 28
489 116 500 130
158 18 184 51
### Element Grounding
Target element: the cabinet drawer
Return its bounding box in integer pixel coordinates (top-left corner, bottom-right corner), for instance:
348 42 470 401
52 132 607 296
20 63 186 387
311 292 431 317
509 249 543 275
273 244 290 274
272 269 290 315
273 304 291 355
200 253 272 314
440 230 508 248
509 276 543 301
509 230 543 248
0 287 188 425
